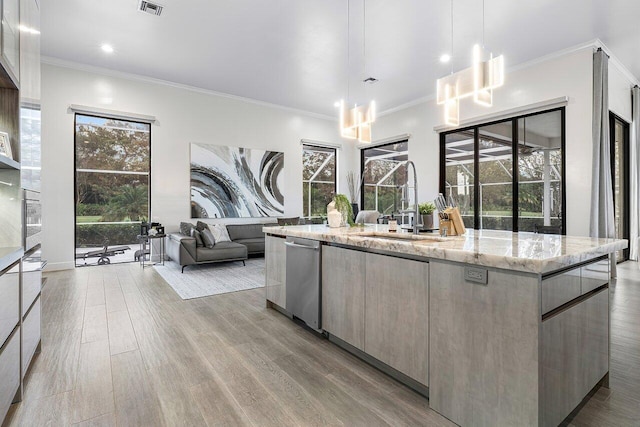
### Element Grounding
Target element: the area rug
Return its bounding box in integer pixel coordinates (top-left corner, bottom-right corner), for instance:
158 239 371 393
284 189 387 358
153 258 265 299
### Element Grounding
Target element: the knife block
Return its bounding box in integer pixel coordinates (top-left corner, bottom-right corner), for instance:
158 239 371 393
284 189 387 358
439 207 466 236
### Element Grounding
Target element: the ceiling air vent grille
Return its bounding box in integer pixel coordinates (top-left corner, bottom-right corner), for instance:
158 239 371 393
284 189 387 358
138 0 163 16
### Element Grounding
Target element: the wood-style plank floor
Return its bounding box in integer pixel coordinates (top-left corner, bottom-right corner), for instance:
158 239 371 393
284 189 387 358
2 261 640 426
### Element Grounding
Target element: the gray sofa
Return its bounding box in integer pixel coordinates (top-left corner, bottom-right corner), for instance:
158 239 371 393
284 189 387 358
166 223 277 272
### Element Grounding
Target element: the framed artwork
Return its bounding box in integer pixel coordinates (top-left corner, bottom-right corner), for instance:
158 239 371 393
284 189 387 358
190 143 284 218
0 132 13 159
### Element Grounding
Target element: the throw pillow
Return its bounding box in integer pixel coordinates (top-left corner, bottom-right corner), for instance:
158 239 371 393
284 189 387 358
180 222 195 236
196 221 210 232
210 224 231 242
201 228 216 248
191 228 204 247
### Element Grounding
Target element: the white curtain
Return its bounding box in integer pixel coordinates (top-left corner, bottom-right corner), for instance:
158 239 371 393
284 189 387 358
630 86 640 260
590 49 617 271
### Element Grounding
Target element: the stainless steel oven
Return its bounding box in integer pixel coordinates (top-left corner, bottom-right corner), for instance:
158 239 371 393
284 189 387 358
23 189 41 252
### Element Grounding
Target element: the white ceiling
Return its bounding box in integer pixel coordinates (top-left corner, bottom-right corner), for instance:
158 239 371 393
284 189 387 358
41 0 640 117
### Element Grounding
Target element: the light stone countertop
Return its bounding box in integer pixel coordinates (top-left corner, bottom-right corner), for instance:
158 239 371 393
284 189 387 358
263 224 628 274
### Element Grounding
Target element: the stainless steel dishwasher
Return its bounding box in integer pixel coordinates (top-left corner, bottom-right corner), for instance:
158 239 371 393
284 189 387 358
285 236 321 329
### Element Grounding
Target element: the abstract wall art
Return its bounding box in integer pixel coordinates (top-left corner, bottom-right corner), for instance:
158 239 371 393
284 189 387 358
190 143 284 218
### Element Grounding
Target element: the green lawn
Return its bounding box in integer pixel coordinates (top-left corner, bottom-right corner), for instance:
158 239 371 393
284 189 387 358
76 216 102 223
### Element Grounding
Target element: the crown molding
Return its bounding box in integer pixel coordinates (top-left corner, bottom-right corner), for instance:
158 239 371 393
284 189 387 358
41 56 337 122
377 39 640 118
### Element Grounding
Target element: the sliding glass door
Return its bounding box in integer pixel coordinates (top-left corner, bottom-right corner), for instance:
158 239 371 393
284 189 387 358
442 131 475 228
440 108 565 233
74 114 151 266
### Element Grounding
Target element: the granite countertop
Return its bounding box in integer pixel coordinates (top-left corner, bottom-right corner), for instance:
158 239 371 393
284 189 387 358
263 224 628 274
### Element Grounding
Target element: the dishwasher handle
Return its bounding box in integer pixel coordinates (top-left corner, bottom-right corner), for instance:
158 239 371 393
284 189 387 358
284 241 319 250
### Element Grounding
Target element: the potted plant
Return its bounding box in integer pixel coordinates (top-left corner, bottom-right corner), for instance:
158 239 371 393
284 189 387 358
333 194 355 227
418 202 436 230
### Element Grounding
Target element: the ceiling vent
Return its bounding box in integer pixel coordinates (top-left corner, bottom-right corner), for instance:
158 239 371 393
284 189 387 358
138 0 163 16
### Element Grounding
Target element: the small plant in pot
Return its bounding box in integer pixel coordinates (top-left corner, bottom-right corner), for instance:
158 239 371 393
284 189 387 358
418 202 436 230
333 194 355 227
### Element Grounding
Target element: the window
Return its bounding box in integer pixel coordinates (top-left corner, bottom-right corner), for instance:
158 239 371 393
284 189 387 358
74 114 151 266
441 108 565 233
610 113 629 261
302 144 336 218
361 140 409 218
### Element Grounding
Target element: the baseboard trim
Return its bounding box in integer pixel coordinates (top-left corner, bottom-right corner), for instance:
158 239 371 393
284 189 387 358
44 261 75 271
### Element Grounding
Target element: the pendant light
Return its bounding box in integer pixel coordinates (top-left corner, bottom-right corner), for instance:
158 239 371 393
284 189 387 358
337 0 376 143
436 0 505 126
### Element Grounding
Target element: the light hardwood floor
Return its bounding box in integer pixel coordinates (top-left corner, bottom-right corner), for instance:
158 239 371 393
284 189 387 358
2 261 640 426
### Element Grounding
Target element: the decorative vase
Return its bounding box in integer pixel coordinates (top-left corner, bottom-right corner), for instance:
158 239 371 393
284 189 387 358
327 210 342 228
351 203 359 221
421 214 434 230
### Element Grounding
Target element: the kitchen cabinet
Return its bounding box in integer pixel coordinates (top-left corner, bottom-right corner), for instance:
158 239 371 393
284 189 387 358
321 245 366 350
0 262 20 423
21 296 40 376
1 0 20 87
429 261 540 426
541 267 581 314
19 0 39 102
0 326 20 422
541 288 608 427
265 235 286 309
581 259 609 294
364 253 429 385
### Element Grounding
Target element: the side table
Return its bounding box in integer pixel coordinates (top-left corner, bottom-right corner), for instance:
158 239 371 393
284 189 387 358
137 234 166 268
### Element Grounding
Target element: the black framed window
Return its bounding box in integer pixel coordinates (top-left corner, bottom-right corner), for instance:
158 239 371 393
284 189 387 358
360 140 409 217
440 108 566 233
74 114 151 266
609 112 630 261
302 144 336 218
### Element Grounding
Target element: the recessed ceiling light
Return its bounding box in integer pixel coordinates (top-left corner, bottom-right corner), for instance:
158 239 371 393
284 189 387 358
101 44 114 54
440 54 451 63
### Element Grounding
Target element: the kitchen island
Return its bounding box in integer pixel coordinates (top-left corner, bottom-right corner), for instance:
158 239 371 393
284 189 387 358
263 224 627 427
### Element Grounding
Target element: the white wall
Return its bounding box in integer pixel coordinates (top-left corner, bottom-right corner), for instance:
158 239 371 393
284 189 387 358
41 63 353 271
609 61 634 123
373 47 595 236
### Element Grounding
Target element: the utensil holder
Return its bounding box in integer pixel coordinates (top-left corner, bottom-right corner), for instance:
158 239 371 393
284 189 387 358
440 207 466 236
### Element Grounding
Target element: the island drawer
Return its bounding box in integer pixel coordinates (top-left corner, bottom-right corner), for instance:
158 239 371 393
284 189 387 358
581 259 609 294
22 248 42 315
541 267 581 314
22 297 41 377
0 263 19 347
0 327 20 423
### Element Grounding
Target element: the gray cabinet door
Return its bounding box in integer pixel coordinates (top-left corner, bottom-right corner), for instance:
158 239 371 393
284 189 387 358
364 253 429 385
429 261 540 426
321 245 365 350
542 288 609 427
265 235 286 308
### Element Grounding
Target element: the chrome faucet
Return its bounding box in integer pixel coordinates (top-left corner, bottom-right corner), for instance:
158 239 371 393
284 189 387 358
405 160 421 235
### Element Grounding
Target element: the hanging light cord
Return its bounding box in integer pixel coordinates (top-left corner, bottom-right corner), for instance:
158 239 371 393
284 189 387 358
363 0 366 80
482 0 485 48
347 0 350 104
450 0 454 74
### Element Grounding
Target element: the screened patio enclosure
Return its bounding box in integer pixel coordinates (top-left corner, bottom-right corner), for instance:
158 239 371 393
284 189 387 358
441 109 564 233
361 140 410 222
302 145 336 218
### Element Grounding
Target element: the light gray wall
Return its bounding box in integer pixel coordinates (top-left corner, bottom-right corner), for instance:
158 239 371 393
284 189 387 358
41 63 352 270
